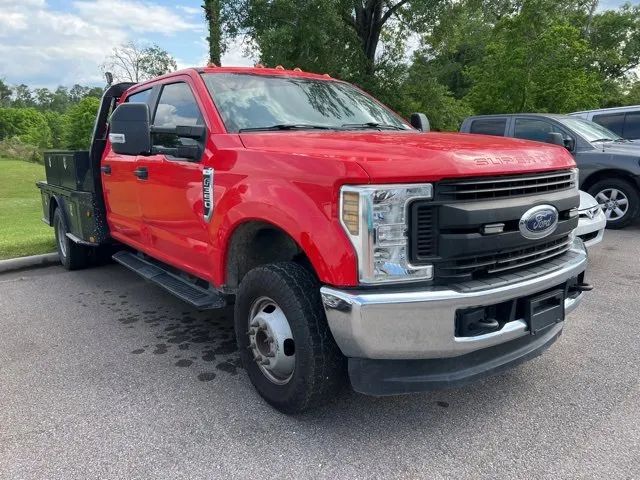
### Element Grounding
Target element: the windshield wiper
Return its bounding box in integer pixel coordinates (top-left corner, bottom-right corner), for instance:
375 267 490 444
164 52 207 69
238 124 337 132
591 138 615 143
341 122 406 131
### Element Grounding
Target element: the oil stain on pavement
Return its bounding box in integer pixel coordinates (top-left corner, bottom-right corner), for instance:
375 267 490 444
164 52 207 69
74 290 243 383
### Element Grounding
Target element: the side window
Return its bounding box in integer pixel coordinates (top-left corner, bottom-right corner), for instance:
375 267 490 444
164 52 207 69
125 89 152 104
622 112 640 140
593 113 624 136
514 118 561 143
469 118 506 136
153 82 203 128
152 82 204 157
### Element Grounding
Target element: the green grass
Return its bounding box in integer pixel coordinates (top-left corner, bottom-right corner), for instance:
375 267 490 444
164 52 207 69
0 158 56 260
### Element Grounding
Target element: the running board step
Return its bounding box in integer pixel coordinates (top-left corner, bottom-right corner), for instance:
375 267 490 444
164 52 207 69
112 251 226 310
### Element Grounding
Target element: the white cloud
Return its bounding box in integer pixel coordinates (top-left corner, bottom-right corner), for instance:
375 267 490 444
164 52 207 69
0 12 28 35
0 0 201 88
73 0 201 34
177 5 201 16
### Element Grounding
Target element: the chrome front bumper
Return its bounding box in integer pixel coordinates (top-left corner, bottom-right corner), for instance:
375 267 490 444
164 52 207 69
321 239 588 360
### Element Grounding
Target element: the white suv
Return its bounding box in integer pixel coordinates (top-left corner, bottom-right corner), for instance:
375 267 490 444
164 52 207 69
569 106 640 143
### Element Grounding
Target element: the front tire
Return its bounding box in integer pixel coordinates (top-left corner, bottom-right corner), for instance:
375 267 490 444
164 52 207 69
588 178 639 229
234 262 345 414
53 208 89 270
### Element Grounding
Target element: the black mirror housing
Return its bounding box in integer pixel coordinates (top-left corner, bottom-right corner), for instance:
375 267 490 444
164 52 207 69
564 137 575 151
109 103 151 156
410 113 430 132
546 132 565 146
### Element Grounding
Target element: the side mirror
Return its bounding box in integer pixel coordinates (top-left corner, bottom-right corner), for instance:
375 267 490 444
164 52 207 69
546 132 565 146
410 113 430 132
564 136 575 151
109 103 151 156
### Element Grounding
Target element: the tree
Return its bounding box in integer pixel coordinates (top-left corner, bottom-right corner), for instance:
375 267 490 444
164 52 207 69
417 1 493 99
401 55 473 131
34 88 55 111
340 0 442 74
102 42 178 83
203 0 223 65
64 97 100 150
583 4 640 80
625 80 640 105
220 0 444 76
0 107 52 148
12 84 34 108
0 80 12 108
467 12 602 114
44 111 65 148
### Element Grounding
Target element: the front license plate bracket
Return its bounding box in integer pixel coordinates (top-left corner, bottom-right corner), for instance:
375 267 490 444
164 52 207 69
525 289 565 335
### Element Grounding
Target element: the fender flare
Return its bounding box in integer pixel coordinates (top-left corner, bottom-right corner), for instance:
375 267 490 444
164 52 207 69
212 196 358 288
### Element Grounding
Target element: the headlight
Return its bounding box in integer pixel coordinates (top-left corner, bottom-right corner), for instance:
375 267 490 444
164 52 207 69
570 168 579 192
340 184 433 284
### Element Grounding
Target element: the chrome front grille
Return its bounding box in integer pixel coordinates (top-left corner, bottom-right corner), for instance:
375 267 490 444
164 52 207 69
437 169 577 201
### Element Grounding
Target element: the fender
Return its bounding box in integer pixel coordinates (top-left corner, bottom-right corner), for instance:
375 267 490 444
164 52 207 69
50 194 95 246
50 194 72 233
210 178 359 288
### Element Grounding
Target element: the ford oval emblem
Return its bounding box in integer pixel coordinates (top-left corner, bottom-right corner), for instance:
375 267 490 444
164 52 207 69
519 205 559 240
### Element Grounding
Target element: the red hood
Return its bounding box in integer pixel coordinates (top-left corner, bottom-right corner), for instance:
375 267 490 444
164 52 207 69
239 131 576 182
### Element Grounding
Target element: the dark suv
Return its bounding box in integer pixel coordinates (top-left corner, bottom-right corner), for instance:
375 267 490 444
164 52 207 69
460 114 640 228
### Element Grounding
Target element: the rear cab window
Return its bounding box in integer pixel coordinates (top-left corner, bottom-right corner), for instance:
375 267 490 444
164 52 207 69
592 113 625 137
125 89 152 104
469 118 507 136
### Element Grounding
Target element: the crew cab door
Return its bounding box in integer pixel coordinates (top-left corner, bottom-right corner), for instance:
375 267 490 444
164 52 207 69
101 88 154 245
135 79 213 279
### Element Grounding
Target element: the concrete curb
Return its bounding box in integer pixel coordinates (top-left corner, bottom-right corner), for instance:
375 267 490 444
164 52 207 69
0 253 59 274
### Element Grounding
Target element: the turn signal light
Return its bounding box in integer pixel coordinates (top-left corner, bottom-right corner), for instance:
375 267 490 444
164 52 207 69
342 191 360 235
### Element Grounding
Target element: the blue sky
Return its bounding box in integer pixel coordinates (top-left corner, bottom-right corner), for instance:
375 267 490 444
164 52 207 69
0 0 631 89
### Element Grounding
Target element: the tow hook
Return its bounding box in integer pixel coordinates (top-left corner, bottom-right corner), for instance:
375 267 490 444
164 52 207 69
570 282 593 293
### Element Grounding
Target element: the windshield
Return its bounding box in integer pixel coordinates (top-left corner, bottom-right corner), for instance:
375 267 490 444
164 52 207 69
201 73 411 133
556 117 622 143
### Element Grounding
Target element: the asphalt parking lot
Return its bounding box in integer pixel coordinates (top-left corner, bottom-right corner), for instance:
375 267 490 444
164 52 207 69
1 227 639 480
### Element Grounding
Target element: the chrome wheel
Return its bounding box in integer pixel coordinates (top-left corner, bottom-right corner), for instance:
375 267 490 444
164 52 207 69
56 218 67 257
596 188 629 221
247 297 295 385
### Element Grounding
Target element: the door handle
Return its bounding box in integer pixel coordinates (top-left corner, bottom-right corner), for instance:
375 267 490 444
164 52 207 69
133 167 148 180
101 165 111 175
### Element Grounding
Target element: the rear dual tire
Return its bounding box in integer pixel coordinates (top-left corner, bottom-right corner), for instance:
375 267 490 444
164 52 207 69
53 208 90 270
234 262 345 414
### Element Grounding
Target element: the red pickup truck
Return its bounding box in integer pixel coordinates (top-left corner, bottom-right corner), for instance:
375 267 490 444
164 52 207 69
37 66 590 413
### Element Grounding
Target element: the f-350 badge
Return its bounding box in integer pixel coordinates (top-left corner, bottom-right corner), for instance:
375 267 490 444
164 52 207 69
203 168 214 223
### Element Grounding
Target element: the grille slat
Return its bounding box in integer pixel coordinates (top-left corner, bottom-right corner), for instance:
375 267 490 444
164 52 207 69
409 203 437 260
437 170 576 201
435 236 571 281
